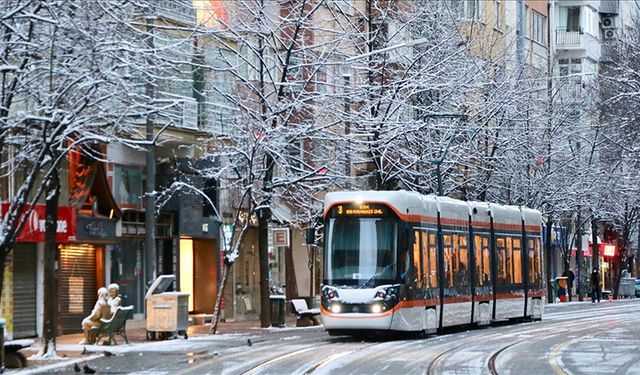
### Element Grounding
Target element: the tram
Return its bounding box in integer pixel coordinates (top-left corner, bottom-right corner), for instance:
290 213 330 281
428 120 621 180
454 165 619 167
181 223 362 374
320 190 544 335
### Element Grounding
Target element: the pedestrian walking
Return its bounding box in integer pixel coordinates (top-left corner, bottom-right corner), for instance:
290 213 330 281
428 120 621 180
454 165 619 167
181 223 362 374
563 269 575 302
591 269 601 303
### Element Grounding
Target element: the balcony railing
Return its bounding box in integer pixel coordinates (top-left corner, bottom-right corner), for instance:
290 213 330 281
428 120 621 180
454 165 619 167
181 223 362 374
556 27 582 47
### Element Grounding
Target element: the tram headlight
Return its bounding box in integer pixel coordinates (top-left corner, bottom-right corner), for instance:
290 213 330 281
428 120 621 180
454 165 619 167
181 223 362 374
323 287 339 300
330 303 342 314
370 303 383 313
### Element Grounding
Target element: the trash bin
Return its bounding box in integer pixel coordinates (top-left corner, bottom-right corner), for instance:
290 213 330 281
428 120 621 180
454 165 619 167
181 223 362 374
619 277 636 298
145 275 190 340
269 295 286 328
555 277 568 302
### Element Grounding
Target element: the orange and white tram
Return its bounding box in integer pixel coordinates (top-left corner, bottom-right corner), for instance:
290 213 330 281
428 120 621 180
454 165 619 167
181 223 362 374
320 191 544 335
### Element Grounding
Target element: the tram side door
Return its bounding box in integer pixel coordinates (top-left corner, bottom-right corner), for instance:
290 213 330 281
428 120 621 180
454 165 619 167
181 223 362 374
413 229 438 332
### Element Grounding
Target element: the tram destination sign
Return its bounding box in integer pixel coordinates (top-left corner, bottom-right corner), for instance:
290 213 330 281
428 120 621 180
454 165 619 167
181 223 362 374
329 203 393 218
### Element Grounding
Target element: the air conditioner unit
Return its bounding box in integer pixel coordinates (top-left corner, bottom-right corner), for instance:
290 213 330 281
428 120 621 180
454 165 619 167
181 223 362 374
603 28 617 41
601 16 616 29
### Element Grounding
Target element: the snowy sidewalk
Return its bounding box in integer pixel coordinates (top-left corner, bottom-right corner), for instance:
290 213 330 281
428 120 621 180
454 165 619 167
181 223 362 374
11 315 311 374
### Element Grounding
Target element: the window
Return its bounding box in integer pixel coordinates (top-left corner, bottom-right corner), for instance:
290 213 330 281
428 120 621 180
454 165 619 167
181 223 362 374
413 230 423 287
475 235 491 286
494 0 501 30
444 234 454 287
421 231 430 288
513 239 523 284
528 238 542 285
531 11 546 44
558 6 581 32
497 237 514 285
559 58 582 98
429 233 438 288
449 0 484 21
458 234 469 287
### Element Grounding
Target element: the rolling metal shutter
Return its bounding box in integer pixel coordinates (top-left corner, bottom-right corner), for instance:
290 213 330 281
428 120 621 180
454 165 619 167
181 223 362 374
12 244 37 338
58 244 96 334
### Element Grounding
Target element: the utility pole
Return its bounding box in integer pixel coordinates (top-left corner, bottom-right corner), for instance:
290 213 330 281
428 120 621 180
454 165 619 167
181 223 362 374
592 217 599 272
576 210 583 301
545 217 553 303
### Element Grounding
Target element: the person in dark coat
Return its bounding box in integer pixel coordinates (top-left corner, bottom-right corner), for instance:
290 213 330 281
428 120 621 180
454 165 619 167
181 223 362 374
591 269 601 303
563 269 575 301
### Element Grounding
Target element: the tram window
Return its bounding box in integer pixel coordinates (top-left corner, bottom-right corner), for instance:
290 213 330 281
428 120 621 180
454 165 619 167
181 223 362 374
429 233 438 288
497 238 507 285
507 238 513 283
535 238 542 284
459 234 469 287
528 239 535 283
513 238 522 284
453 233 460 284
474 235 483 285
421 231 430 288
444 234 454 287
413 230 422 286
482 237 490 285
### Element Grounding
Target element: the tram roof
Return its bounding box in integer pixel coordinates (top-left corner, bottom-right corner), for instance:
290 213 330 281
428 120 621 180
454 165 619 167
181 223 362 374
324 191 540 230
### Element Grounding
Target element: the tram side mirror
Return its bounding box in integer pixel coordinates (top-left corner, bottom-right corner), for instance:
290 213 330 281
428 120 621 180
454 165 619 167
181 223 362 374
306 227 315 244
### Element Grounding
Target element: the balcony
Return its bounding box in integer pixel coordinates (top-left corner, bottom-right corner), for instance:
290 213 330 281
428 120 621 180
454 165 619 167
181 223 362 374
555 28 601 60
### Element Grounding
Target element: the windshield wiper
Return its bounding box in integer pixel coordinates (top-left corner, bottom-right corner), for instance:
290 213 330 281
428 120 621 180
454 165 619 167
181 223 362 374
360 263 394 289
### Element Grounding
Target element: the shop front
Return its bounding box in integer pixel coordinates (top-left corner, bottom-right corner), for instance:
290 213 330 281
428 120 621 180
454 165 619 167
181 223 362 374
177 200 220 314
0 203 76 339
58 215 119 334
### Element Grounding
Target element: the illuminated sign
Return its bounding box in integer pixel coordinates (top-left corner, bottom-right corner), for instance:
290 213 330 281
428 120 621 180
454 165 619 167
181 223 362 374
603 244 616 257
330 203 390 217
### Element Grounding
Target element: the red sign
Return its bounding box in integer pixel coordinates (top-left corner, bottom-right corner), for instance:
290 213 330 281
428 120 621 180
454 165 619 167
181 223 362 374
1 204 76 242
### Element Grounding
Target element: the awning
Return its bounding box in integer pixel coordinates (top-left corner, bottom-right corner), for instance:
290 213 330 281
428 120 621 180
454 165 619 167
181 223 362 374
271 204 293 224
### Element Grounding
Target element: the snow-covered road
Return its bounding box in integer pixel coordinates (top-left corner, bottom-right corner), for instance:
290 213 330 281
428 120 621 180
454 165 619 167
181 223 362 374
24 299 640 375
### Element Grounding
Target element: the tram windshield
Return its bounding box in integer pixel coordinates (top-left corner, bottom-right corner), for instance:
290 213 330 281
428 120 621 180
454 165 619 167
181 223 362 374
324 217 398 287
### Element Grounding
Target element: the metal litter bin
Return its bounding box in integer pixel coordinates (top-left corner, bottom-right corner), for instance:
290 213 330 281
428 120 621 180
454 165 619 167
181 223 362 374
269 295 285 328
145 275 190 340
619 277 636 298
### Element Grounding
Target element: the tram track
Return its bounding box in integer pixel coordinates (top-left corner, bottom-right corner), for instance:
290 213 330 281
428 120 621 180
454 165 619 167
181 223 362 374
180 303 640 375
176 334 335 374
424 307 639 375
487 341 523 375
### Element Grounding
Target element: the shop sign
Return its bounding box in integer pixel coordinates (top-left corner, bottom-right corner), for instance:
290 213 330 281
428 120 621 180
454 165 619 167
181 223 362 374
602 244 616 257
77 216 116 239
272 228 290 247
1 204 76 242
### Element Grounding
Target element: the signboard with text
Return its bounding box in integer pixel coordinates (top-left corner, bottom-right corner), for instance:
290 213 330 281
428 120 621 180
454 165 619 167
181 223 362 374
272 228 290 247
1 203 76 242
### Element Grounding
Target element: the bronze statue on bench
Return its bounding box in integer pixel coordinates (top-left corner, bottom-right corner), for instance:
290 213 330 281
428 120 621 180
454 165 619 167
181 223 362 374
80 287 111 345
91 305 134 345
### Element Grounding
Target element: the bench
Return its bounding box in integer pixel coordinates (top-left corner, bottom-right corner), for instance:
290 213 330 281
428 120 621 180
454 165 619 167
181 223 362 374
290 299 320 327
91 305 133 345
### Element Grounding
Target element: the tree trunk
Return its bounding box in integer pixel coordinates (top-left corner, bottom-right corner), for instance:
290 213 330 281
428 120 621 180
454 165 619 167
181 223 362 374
41 164 60 356
209 221 250 334
209 261 231 334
